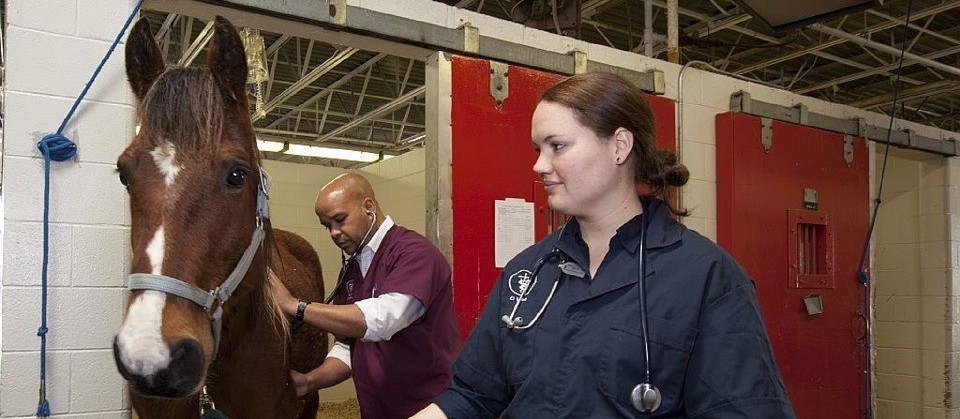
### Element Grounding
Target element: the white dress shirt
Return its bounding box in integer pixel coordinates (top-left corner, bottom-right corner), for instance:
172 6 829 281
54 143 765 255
326 216 426 369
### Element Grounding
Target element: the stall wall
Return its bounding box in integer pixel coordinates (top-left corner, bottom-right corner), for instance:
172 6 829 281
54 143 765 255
1 0 138 417
873 149 959 418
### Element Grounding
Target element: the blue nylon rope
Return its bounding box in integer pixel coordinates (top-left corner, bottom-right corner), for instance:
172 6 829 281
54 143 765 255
34 1 144 417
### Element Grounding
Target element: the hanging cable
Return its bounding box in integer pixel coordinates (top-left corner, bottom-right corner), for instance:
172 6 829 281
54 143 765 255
854 0 913 417
34 1 145 417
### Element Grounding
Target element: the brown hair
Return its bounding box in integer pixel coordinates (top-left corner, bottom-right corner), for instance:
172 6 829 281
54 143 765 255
539 72 689 215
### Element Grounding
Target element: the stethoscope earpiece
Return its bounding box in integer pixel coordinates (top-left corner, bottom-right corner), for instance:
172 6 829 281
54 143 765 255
631 382 662 413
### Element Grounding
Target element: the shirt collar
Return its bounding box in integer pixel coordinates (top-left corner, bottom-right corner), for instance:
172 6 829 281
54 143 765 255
555 198 682 261
362 215 394 257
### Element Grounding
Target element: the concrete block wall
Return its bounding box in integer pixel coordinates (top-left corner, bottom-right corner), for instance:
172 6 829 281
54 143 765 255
873 149 960 418
1 0 138 418
361 148 427 235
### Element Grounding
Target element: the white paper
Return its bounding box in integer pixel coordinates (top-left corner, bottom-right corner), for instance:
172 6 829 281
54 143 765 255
495 198 535 268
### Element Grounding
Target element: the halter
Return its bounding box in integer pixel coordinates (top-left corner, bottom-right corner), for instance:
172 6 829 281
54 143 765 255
126 169 271 358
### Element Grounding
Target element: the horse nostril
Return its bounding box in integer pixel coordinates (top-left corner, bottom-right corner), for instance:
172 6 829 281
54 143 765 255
162 338 205 395
116 337 206 398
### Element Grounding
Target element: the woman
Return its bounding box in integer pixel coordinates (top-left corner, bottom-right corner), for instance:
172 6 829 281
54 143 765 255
413 72 795 418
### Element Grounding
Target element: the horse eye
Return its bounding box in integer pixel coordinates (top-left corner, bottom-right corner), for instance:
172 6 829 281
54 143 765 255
116 167 130 189
226 167 248 188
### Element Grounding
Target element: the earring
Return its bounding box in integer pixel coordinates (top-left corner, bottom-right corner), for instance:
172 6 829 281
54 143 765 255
616 157 622 164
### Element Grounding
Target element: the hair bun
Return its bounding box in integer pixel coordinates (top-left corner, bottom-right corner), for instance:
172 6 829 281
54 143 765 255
657 150 689 188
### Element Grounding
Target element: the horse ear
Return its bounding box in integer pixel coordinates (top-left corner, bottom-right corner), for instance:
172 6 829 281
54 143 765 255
207 16 248 103
125 17 165 103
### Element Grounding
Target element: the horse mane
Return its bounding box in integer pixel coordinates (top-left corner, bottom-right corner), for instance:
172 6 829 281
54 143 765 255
139 67 227 156
260 221 292 348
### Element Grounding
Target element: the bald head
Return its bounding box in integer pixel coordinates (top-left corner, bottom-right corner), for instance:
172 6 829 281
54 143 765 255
315 173 384 255
319 172 377 203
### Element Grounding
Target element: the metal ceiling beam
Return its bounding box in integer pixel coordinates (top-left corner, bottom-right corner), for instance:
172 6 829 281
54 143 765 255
265 34 291 56
316 86 426 143
725 1 960 74
796 45 960 94
866 9 960 46
177 20 215 66
264 53 388 129
647 0 894 77
253 47 358 121
155 14 178 40
582 0 624 19
272 105 425 127
809 24 960 78
847 79 960 110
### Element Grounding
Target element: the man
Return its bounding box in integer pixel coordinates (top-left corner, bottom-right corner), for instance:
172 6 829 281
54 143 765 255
269 172 460 419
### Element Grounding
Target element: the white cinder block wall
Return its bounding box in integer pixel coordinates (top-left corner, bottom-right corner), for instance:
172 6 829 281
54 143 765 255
263 149 426 404
873 150 959 419
1 0 138 418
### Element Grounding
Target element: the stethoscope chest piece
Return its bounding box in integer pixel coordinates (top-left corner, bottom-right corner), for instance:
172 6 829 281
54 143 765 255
631 382 662 413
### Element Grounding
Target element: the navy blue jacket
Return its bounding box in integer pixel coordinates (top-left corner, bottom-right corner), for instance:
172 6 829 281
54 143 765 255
435 199 796 418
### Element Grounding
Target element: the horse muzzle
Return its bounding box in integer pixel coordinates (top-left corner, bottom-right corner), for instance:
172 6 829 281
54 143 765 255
113 336 205 398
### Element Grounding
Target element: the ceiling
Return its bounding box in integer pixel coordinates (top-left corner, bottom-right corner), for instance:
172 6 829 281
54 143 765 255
143 0 960 167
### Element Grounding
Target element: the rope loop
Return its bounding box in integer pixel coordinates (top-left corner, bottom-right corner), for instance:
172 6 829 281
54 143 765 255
37 134 78 162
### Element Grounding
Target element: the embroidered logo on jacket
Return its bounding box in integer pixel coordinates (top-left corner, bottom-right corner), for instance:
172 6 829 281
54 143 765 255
507 269 536 301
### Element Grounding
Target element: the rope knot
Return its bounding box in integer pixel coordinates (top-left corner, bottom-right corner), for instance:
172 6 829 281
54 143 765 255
36 326 48 337
37 134 78 162
36 398 51 417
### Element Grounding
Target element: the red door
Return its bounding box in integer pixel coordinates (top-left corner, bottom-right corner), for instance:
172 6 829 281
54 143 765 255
448 55 676 339
716 112 869 418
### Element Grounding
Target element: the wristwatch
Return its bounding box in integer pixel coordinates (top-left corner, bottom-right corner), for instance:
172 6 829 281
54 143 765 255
295 299 309 322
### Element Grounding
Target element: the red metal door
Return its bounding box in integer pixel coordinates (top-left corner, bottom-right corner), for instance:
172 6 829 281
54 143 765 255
716 112 869 419
449 55 676 339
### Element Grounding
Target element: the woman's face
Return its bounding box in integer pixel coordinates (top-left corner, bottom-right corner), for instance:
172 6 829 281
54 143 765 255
532 101 621 218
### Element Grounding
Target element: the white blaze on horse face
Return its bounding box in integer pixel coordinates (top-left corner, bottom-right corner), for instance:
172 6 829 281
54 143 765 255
150 143 181 186
116 226 171 376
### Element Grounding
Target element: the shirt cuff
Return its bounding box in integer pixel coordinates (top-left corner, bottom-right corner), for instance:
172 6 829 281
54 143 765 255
354 292 426 342
326 341 351 369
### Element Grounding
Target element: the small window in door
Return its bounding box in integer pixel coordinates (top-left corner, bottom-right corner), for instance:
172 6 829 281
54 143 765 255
788 209 835 289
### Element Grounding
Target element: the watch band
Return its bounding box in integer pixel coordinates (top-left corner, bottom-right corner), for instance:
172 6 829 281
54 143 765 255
295 299 309 322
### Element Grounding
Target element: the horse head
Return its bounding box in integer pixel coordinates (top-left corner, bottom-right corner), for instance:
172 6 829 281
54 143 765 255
113 15 268 399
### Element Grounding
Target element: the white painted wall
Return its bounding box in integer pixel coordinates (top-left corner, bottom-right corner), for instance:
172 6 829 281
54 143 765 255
872 149 958 418
1 0 138 418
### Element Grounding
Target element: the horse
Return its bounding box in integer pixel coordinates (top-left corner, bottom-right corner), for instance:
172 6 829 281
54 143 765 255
112 16 327 419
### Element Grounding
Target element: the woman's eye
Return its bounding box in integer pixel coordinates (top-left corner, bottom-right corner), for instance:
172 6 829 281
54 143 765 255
226 167 248 188
552 142 565 150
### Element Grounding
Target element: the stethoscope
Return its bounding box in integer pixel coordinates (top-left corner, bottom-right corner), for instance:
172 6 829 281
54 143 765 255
500 212 662 413
324 211 378 304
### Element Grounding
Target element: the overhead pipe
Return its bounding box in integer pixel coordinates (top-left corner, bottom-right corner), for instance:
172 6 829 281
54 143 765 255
666 0 679 63
644 0 654 57
809 23 960 78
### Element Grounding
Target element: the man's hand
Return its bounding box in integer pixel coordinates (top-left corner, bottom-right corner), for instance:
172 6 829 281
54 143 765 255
267 268 297 316
289 369 314 398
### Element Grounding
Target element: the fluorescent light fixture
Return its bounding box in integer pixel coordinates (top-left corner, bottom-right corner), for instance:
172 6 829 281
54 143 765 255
257 139 394 163
287 143 392 162
256 139 286 152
